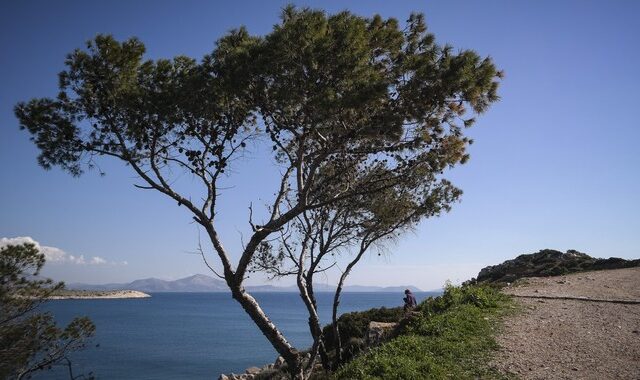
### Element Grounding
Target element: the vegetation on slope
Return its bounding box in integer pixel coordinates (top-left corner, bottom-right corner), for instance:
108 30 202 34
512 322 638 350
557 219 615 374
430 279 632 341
321 306 404 362
474 249 640 284
331 284 513 379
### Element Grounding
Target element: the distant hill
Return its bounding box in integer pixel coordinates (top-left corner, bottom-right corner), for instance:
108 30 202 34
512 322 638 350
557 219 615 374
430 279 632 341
69 275 422 293
69 274 228 292
338 285 423 293
475 249 640 283
242 284 422 293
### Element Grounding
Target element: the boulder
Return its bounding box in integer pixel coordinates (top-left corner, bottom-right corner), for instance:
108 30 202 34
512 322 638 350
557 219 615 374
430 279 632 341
366 321 398 346
274 356 285 368
245 367 261 375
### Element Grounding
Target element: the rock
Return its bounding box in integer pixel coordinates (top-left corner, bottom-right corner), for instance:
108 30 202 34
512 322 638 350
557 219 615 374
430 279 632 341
366 321 398 346
274 356 285 368
218 375 229 380
245 367 261 375
475 249 640 284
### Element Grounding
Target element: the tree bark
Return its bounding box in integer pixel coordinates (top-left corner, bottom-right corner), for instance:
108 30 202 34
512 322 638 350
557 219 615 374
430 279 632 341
331 276 346 365
303 271 331 371
229 285 303 378
296 273 329 374
331 241 370 366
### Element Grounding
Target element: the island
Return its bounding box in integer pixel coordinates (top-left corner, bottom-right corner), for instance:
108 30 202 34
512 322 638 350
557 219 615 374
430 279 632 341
48 289 151 300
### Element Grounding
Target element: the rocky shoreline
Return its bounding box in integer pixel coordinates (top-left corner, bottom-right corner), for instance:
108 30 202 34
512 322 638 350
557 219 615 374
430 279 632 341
218 356 288 380
48 289 151 299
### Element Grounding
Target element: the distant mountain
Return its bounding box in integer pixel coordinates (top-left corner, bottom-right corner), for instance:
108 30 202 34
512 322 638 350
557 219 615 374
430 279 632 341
69 274 228 292
243 284 422 293
69 275 422 293
341 285 422 293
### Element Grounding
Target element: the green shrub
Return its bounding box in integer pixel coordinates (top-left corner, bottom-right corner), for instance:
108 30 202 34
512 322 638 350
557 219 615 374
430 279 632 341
418 283 504 316
322 306 404 352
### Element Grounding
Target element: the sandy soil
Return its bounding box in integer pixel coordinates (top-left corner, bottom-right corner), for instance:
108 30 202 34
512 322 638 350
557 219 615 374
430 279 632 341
48 290 151 299
492 267 640 379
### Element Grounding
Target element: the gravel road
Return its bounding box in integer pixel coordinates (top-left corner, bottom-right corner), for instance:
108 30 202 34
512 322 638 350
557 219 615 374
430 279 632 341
492 267 640 380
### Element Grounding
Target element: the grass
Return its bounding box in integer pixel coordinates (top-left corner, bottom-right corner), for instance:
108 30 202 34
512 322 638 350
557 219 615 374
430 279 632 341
331 283 516 380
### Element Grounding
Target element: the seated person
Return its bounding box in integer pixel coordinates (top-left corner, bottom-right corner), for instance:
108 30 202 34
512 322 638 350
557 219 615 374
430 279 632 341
403 289 417 311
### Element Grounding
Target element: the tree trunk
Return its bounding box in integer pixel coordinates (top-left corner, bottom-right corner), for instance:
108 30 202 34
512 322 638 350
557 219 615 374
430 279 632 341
331 278 345 365
302 272 331 371
296 273 328 375
331 243 369 366
229 285 304 378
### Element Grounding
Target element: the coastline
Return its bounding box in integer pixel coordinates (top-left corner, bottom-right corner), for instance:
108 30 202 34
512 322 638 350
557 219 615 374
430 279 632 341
48 290 151 300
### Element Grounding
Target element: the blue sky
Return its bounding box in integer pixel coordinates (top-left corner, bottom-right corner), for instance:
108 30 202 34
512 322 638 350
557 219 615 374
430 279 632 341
1 0 638 290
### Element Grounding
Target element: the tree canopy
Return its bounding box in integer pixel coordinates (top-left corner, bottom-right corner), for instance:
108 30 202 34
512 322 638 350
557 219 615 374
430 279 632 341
15 7 500 378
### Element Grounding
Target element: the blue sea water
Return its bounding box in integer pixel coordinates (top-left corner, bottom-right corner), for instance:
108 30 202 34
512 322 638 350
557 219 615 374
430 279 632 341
37 291 439 379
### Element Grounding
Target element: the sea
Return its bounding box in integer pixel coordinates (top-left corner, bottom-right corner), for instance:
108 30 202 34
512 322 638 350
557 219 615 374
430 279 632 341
36 291 440 379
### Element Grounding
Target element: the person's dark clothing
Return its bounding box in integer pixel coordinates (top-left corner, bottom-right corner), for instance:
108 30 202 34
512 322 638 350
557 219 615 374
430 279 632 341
403 291 417 311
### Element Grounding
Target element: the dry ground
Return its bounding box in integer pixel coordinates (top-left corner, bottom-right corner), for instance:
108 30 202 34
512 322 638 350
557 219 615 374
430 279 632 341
492 267 640 380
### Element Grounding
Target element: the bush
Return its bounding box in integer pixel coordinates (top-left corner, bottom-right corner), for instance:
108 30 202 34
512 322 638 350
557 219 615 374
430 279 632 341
322 306 404 352
418 283 504 315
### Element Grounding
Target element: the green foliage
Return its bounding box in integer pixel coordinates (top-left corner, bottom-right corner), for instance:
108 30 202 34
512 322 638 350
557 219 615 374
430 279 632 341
15 7 500 207
417 282 503 316
333 284 512 379
15 7 502 376
322 307 404 352
0 243 95 379
14 6 502 292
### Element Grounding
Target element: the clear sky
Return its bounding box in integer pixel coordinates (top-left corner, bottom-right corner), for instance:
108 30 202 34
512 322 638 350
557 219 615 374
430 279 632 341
1 0 638 290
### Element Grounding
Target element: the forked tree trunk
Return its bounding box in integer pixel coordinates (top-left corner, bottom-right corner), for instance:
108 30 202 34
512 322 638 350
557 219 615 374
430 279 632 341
296 275 330 374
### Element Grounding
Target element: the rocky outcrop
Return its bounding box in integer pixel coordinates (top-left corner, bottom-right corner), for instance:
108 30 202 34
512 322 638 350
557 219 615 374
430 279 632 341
366 321 398 346
475 249 640 284
218 356 287 380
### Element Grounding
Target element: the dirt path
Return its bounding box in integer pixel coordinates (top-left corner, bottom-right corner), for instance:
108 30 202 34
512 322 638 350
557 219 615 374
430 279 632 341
492 267 640 380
